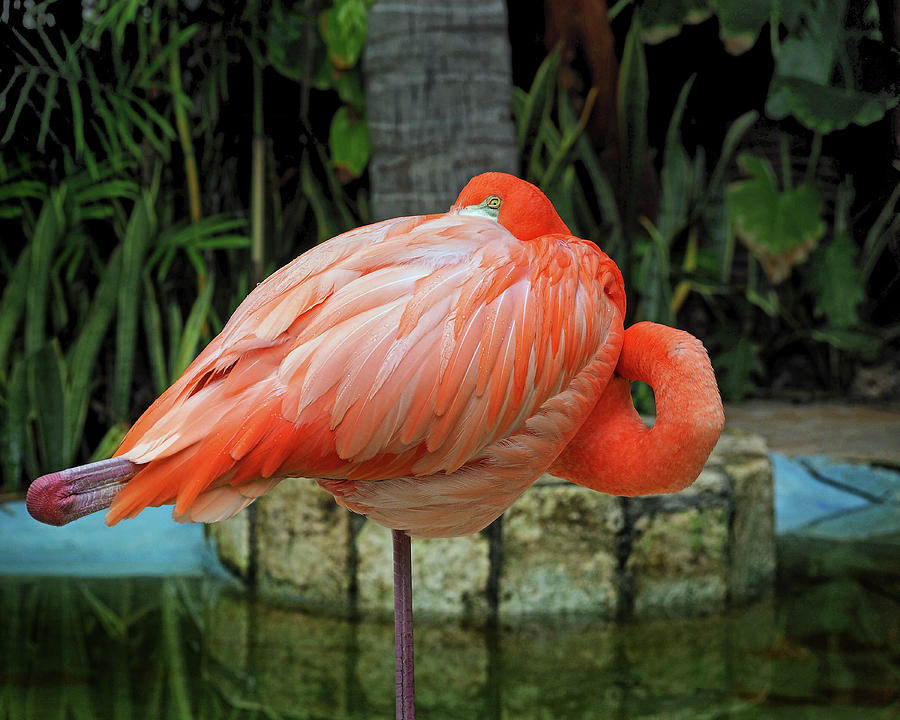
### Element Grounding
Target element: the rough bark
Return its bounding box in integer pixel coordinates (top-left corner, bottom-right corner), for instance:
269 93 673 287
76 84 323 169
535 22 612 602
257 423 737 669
364 0 518 219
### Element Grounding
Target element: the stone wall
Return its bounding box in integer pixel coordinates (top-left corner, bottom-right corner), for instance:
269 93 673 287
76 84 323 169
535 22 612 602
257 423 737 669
208 432 775 619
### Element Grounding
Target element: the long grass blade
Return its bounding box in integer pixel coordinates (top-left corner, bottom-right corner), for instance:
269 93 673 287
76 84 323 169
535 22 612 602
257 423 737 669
171 277 213 381
516 46 561 169
706 110 758 198
113 197 153 421
861 181 900 282
27 341 67 472
36 74 58 152
141 276 169 395
65 246 122 464
657 76 696 241
1 67 39 144
25 190 66 355
616 11 649 227
0 245 31 373
301 153 336 242
1 358 28 492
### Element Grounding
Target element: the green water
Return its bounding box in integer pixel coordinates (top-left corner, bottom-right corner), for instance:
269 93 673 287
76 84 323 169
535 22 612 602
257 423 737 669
1 572 897 719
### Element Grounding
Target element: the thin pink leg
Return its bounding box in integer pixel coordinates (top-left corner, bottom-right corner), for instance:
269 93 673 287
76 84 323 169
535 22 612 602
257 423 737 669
392 528 415 720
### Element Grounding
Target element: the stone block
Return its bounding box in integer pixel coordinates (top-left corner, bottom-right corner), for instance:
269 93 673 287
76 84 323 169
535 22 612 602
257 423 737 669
727 456 776 604
255 477 351 606
627 506 729 618
501 474 622 617
207 507 250 577
623 431 775 618
356 520 490 619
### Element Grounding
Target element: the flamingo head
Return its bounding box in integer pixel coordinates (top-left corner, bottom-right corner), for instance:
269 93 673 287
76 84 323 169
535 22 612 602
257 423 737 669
453 172 571 241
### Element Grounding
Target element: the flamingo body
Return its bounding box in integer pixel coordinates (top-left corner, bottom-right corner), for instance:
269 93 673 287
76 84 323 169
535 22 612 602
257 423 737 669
100 176 626 536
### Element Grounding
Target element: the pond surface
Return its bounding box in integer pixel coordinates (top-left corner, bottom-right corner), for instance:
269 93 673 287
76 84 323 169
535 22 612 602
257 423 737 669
2 569 897 719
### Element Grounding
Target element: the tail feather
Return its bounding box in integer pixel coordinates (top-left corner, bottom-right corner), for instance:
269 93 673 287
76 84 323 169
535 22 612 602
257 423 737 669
26 458 139 526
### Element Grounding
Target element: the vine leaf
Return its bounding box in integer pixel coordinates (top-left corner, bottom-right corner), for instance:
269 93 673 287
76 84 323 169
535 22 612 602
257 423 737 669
321 0 368 71
727 153 826 284
329 106 370 179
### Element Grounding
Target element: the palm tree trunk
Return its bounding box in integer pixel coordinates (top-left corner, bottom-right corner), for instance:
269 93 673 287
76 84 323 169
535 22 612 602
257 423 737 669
364 0 518 219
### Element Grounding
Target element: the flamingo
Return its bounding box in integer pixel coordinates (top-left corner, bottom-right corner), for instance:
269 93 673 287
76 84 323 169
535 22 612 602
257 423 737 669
26 172 724 719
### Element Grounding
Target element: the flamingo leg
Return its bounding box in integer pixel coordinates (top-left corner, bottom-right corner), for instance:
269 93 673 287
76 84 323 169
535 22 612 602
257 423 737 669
392 528 416 719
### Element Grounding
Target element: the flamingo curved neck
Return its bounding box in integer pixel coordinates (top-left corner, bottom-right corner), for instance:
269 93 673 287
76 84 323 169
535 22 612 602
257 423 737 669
550 322 724 496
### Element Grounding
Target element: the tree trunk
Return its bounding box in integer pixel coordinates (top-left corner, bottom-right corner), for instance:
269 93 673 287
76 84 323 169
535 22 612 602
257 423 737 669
364 0 518 220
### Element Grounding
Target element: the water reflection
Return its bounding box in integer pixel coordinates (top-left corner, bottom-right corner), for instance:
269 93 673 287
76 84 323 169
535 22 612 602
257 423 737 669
2 573 897 718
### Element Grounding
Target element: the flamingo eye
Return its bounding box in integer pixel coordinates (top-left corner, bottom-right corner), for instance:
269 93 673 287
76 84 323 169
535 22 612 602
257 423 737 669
459 194 502 221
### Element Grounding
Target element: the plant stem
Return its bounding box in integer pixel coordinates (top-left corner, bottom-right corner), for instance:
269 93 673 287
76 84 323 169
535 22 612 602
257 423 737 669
805 132 822 184
779 134 792 190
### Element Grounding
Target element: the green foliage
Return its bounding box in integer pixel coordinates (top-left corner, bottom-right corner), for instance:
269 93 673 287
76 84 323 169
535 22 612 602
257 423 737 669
640 0 770 53
321 0 369 70
807 231 864 329
0 174 246 491
312 0 372 180
329 106 371 179
711 333 764 401
0 1 369 492
766 0 899 133
617 11 650 248
638 0 898 132
516 5 895 401
727 153 827 284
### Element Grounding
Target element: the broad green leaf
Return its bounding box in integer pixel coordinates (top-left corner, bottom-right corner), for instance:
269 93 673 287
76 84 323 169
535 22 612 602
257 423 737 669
715 0 771 55
329 106 371 178
322 0 368 70
806 232 864 329
334 70 366 110
766 0 897 131
809 328 880 358
768 78 899 133
727 153 826 283
713 334 763 400
640 0 711 45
